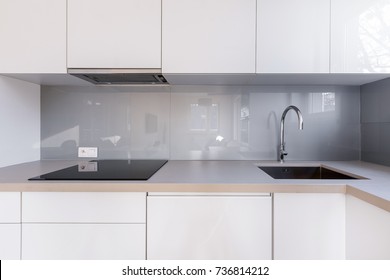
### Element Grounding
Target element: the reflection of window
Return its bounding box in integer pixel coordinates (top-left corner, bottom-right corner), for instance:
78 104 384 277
309 92 336 114
358 3 390 72
190 103 219 131
240 106 249 144
322 92 336 112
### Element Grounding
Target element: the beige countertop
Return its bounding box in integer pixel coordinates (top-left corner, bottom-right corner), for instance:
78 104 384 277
0 160 389 212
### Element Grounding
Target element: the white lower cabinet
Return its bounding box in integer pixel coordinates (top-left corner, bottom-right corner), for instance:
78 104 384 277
67 0 161 69
0 192 21 260
274 193 345 260
147 194 272 260
22 224 145 260
0 224 21 260
11 190 390 260
0 192 21 222
21 192 146 260
346 195 390 259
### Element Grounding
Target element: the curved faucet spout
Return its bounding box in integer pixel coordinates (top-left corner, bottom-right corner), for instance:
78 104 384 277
279 105 304 163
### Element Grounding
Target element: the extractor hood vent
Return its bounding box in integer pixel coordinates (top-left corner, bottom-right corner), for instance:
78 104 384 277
68 69 169 85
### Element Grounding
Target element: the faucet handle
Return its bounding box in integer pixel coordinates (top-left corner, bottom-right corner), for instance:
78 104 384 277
279 144 288 162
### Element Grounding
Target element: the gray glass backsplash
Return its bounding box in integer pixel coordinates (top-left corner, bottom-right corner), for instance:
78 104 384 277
41 85 361 161
361 78 390 166
41 86 170 160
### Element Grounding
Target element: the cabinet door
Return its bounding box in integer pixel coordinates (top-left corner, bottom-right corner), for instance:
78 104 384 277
22 224 145 260
147 195 272 260
274 193 345 260
0 0 66 73
162 0 256 73
257 0 330 73
68 0 161 69
331 0 390 73
0 224 21 260
346 195 390 259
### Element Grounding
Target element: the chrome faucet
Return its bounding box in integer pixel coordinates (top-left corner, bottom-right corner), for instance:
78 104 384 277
279 105 303 163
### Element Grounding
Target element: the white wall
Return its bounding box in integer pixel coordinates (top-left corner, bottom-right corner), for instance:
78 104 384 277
0 75 40 168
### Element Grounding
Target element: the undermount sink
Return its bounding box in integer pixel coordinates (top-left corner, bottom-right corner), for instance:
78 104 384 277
259 166 363 180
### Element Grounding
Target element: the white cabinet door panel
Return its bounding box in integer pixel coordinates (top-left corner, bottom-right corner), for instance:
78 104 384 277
22 224 145 260
0 224 21 260
331 0 390 73
22 192 146 223
257 0 330 73
0 0 66 73
147 196 272 260
0 192 20 223
346 195 390 259
274 193 345 260
68 0 161 68
162 0 256 73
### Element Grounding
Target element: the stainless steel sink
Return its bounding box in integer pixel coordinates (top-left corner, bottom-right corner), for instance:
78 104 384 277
258 166 363 180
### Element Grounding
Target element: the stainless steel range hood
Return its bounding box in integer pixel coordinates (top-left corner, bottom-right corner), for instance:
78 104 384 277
68 68 169 85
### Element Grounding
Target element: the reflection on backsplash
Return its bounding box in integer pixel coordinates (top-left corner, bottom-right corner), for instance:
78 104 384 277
170 86 244 160
309 92 336 114
41 86 170 160
41 85 360 161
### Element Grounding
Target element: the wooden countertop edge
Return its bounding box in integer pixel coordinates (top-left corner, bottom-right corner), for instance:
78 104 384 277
1 182 389 212
0 182 345 193
346 185 390 212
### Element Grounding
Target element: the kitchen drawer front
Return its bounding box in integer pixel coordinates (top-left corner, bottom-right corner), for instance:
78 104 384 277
22 224 145 260
22 192 146 223
0 224 21 260
0 192 21 223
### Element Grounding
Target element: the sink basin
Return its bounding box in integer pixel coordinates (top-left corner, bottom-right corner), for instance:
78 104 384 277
259 166 362 180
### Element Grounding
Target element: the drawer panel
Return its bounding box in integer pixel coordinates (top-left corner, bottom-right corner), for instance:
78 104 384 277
22 192 146 223
0 192 21 223
22 224 145 260
0 224 21 260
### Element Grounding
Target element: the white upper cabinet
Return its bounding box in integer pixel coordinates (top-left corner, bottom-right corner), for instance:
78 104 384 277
257 0 330 73
0 0 66 73
67 0 161 69
162 0 256 73
331 0 390 73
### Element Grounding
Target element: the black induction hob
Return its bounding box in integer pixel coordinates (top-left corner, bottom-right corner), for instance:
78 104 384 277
28 159 168 181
